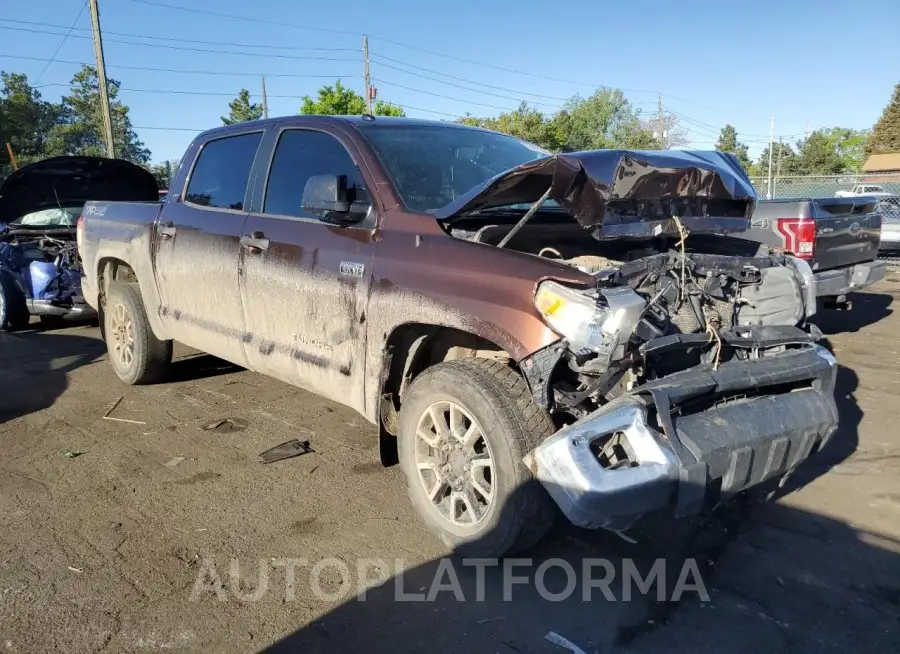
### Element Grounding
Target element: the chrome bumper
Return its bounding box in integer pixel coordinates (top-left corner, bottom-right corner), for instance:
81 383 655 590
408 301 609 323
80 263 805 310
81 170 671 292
524 346 839 530
815 260 886 297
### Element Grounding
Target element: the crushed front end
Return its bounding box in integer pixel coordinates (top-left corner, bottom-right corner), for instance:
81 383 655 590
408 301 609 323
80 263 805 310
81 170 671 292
521 250 837 530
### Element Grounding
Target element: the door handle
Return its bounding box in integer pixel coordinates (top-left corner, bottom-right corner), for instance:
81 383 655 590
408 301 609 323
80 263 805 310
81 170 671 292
240 231 269 254
157 221 176 238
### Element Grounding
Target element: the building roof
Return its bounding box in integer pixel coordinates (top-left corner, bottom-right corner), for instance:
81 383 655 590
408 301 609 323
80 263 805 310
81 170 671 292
863 153 900 172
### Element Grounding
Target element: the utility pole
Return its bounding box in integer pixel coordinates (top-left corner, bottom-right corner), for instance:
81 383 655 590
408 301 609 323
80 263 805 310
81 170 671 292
766 116 775 199
363 35 372 115
656 93 665 148
774 136 784 198
261 75 269 119
88 0 115 159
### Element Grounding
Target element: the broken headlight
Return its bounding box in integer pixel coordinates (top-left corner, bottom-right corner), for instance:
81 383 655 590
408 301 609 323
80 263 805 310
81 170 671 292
534 281 646 361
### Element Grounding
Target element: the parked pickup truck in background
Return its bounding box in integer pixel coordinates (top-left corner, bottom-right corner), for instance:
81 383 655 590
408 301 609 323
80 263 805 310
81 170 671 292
77 118 839 556
835 184 895 198
736 197 886 308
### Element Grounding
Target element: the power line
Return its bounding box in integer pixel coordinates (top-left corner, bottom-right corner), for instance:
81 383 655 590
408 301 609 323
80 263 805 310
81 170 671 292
127 0 360 36
372 60 567 110
370 54 575 102
0 53 360 79
0 25 360 62
33 1 87 84
0 17 357 52
373 78 529 112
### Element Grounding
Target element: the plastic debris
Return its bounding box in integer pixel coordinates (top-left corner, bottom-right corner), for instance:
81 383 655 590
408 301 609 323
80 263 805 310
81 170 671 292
62 450 82 458
258 439 313 464
67 566 84 573
544 632 587 654
164 457 186 468
202 418 246 433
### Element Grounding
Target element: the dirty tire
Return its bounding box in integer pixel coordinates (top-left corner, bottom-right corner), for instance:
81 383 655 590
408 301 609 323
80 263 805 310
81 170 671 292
398 358 557 558
104 282 172 385
0 272 29 332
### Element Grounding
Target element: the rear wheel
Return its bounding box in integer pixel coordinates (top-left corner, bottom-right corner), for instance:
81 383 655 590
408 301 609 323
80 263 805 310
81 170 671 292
104 282 172 384
398 358 557 558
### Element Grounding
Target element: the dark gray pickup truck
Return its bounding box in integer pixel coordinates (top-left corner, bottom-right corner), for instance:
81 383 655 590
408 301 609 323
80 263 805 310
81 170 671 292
738 197 886 308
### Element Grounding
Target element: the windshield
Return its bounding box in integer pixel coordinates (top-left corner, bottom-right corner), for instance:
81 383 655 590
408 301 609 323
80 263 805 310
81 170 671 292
357 124 550 212
11 206 81 227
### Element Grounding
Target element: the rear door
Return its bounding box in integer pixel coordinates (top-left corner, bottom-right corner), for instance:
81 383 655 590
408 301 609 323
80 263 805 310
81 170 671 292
812 197 881 271
237 127 378 414
153 131 263 365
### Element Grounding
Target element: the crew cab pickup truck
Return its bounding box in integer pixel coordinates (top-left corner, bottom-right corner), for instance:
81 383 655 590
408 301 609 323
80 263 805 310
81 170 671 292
78 117 839 557
737 197 886 308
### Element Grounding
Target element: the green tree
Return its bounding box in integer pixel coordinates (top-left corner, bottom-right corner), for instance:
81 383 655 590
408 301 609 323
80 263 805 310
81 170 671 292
554 89 659 151
796 127 868 174
43 65 149 163
221 89 263 125
458 102 561 150
0 72 60 166
754 141 803 178
300 80 404 117
715 124 751 170
866 82 900 155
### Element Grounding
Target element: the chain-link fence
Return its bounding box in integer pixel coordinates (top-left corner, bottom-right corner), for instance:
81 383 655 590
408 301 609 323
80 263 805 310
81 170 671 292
749 174 900 200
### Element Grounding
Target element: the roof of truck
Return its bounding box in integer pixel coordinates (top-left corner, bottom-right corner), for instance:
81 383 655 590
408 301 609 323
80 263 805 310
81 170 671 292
194 115 490 141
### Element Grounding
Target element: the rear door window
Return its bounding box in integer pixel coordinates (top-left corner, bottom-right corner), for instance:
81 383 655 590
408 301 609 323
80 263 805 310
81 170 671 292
263 130 366 219
185 132 263 210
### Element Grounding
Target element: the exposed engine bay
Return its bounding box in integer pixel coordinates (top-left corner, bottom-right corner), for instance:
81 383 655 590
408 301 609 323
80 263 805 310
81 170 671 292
450 215 818 423
0 227 93 329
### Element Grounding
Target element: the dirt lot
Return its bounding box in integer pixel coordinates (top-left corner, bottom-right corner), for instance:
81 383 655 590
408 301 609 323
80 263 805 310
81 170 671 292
1 281 899 653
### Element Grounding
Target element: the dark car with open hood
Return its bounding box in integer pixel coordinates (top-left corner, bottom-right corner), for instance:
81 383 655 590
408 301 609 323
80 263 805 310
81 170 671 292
0 156 158 330
77 117 838 557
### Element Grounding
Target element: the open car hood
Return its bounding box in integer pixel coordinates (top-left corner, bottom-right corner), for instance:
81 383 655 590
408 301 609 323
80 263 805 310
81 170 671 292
434 149 757 239
0 156 159 222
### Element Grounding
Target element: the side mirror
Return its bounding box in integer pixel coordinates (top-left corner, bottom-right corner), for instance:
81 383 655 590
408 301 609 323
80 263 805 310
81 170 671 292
301 174 370 224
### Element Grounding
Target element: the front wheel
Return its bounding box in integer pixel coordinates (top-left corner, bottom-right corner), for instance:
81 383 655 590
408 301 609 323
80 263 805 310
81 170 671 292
398 358 557 558
104 282 172 384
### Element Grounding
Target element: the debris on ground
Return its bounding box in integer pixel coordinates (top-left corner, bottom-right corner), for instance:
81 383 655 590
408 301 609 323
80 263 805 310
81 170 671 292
62 450 82 458
201 418 247 433
545 631 588 654
164 457 186 468
102 395 146 425
258 439 313 464
67 566 83 573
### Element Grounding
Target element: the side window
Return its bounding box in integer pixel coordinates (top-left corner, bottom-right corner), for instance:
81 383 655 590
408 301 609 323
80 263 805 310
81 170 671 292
264 130 367 218
185 132 263 210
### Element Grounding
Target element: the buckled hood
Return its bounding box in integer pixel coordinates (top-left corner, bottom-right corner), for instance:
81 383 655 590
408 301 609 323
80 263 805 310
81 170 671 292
434 149 757 236
0 156 159 222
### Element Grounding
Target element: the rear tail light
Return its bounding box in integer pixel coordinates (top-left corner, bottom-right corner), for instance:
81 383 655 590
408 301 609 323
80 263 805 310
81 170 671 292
76 215 84 252
776 217 816 259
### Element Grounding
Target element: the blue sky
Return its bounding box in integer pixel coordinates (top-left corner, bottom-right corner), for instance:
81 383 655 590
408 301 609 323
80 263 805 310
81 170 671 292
2 0 898 163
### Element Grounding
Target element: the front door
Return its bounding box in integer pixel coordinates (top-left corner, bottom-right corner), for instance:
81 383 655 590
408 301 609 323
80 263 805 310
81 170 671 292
238 127 378 414
153 131 263 366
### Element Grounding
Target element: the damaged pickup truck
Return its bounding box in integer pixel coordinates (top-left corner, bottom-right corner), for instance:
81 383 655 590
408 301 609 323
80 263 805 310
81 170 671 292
78 117 839 557
0 156 158 330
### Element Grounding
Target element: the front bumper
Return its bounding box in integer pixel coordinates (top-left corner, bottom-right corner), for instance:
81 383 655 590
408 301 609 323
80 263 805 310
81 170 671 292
524 346 839 530
814 260 886 297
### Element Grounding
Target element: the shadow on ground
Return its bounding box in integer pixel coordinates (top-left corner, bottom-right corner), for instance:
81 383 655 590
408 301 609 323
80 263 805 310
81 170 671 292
0 328 106 424
262 482 899 653
162 352 244 385
815 291 894 335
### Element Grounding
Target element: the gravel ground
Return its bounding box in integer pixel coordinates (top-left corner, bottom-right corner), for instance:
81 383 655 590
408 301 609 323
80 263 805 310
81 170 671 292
1 280 899 653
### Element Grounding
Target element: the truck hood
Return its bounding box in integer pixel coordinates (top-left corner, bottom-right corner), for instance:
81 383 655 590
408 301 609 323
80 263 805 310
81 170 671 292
0 156 159 222
434 149 757 235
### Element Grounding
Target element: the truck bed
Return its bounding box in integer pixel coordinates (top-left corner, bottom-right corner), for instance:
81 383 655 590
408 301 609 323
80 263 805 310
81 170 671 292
740 197 882 271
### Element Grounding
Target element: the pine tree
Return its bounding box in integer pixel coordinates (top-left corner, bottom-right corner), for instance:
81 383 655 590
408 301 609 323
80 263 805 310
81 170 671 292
222 89 263 125
866 82 900 155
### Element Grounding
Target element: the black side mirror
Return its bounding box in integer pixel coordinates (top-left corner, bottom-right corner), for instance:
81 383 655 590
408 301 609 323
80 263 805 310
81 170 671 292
301 174 371 224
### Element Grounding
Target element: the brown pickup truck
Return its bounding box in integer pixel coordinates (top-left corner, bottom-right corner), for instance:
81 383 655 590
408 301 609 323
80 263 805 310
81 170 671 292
78 117 839 557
